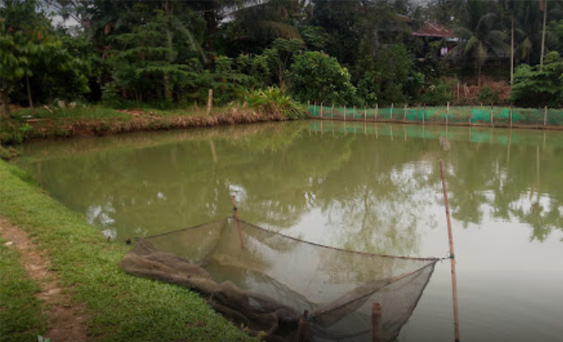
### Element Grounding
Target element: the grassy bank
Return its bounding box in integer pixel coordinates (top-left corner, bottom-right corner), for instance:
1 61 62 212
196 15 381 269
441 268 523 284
0 238 47 341
0 160 255 342
1 104 293 146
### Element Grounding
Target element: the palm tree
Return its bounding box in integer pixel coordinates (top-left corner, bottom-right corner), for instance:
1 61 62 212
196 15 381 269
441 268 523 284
450 9 508 87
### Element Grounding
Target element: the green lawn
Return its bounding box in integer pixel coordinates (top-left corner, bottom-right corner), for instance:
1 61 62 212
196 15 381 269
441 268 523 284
0 160 255 342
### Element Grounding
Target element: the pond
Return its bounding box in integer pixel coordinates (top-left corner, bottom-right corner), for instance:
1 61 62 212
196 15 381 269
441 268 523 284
15 121 563 342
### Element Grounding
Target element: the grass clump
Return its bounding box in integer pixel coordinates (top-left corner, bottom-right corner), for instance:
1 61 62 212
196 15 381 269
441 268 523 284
0 240 48 341
0 160 256 342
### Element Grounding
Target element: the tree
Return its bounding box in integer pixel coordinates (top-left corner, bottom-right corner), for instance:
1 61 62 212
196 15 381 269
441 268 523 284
286 51 357 104
449 1 508 86
0 0 48 117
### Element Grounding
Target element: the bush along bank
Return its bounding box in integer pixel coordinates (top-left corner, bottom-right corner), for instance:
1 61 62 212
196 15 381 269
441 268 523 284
0 160 257 342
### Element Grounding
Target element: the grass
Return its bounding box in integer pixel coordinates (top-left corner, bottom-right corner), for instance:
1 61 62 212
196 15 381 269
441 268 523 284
0 160 256 342
0 239 48 342
1 104 289 145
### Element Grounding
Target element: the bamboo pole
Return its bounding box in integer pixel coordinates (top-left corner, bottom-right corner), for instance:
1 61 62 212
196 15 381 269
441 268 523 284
372 302 383 342
297 310 308 342
390 103 394 120
231 196 245 249
364 106 367 121
403 104 407 122
344 105 347 121
439 160 460 342
446 102 450 126
320 103 323 119
207 89 213 114
544 106 547 126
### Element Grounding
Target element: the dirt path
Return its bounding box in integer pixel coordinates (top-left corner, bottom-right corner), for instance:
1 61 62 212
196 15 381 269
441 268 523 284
0 217 89 341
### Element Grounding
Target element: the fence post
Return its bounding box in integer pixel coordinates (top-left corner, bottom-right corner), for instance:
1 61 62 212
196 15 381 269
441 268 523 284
544 106 548 126
446 102 450 126
375 103 379 120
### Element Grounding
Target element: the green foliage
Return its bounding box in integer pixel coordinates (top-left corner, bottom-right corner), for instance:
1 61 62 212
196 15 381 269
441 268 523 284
244 87 304 119
287 51 357 105
355 44 418 105
511 52 563 107
418 80 454 106
0 145 20 160
478 86 500 104
299 25 331 51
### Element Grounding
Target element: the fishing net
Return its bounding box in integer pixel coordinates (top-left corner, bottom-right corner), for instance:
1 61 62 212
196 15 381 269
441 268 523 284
121 217 439 342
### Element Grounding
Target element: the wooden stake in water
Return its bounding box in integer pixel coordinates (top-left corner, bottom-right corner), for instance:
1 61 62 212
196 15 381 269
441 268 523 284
403 104 407 122
390 103 394 120
231 196 245 249
544 106 548 126
372 302 383 342
364 106 367 121
446 102 450 126
320 103 323 119
344 105 347 121
439 160 460 342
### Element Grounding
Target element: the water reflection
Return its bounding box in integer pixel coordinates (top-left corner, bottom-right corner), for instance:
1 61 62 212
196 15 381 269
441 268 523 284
16 121 563 248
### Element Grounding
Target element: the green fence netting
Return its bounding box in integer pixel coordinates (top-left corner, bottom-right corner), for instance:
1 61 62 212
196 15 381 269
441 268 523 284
307 105 563 127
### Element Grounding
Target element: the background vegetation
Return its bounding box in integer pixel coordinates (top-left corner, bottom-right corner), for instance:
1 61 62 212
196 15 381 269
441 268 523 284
4 0 563 118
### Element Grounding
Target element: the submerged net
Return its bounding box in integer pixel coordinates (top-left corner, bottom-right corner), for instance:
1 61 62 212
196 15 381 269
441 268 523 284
121 217 439 342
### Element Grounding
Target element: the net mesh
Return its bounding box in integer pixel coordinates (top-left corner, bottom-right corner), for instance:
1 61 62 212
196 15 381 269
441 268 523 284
308 104 563 127
121 217 439 342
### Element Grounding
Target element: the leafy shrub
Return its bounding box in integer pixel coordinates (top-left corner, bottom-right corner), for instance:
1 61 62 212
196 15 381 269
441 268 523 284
0 145 20 160
511 52 563 107
478 86 499 104
418 81 453 105
244 87 304 119
286 51 358 105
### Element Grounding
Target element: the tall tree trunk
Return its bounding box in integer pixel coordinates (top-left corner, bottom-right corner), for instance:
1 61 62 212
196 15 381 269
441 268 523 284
1 89 11 119
26 76 34 114
540 0 548 70
510 14 514 85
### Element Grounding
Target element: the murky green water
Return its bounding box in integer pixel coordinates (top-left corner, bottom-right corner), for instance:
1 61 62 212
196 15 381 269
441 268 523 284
15 121 563 342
